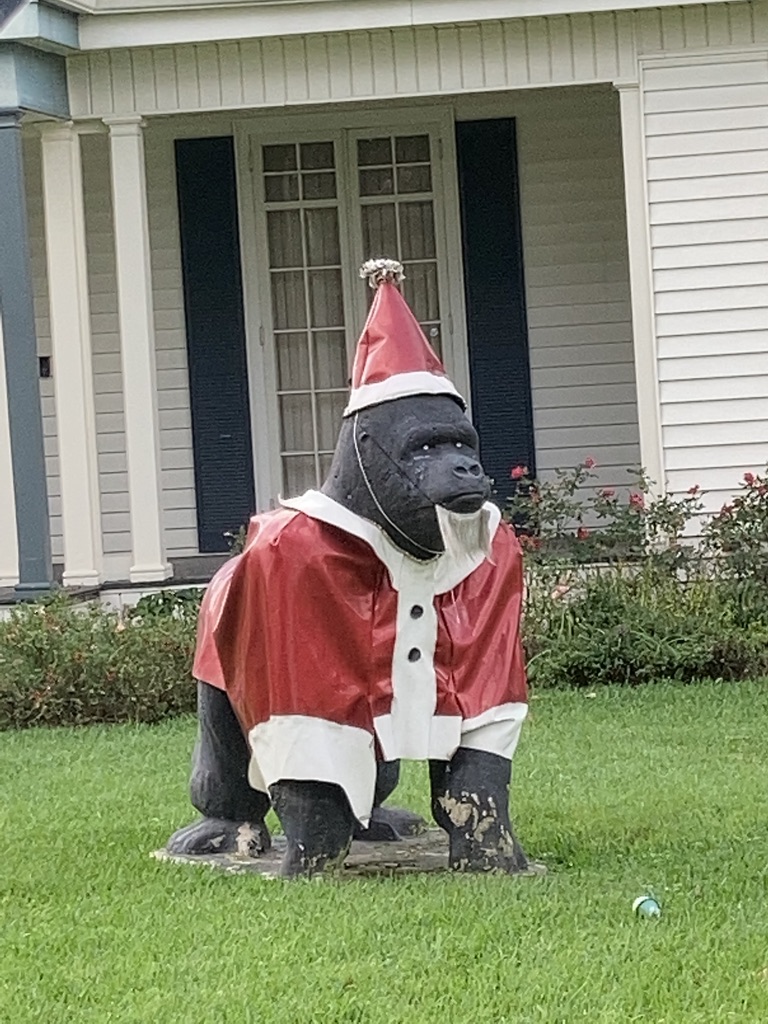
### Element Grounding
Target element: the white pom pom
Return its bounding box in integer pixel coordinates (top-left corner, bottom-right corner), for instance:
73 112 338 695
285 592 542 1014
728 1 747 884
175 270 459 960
359 257 405 289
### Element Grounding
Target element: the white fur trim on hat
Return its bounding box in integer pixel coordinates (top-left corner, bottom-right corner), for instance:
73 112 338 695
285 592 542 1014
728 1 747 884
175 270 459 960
343 370 465 416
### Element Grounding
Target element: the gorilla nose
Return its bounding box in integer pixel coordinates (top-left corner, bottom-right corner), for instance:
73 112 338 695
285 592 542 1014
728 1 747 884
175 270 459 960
453 459 483 479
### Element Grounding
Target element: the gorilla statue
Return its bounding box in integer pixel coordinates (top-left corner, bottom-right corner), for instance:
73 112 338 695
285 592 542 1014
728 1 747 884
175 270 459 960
165 259 531 879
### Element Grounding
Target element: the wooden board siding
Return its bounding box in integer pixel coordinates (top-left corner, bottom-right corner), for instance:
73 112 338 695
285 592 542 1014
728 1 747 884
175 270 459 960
144 126 199 560
79 134 132 578
80 128 199 573
66 4 767 120
22 131 199 580
456 88 641 492
643 53 768 513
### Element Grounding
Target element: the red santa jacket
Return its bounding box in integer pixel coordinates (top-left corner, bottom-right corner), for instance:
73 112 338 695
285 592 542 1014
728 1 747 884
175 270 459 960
193 490 527 823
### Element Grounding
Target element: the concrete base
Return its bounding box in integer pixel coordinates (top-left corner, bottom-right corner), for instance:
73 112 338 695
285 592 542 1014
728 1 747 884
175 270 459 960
152 829 547 880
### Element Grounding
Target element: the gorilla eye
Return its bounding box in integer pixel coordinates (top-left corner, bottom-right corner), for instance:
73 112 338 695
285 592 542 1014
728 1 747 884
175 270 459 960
455 442 463 449
422 444 431 451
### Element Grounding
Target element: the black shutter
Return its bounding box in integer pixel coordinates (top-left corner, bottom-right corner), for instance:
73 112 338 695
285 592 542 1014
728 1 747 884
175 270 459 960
175 137 255 553
455 118 535 506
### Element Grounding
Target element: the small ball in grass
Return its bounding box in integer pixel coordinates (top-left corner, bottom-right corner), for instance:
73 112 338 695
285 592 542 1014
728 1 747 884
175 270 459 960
633 895 662 919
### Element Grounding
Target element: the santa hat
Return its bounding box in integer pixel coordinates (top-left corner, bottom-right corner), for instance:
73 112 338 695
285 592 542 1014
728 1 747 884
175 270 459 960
343 258 465 417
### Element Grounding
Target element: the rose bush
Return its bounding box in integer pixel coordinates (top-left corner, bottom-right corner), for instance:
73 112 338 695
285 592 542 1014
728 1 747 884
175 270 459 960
510 460 768 688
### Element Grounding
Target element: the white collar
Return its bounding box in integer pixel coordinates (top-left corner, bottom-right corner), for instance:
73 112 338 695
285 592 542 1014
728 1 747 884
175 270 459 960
281 490 500 596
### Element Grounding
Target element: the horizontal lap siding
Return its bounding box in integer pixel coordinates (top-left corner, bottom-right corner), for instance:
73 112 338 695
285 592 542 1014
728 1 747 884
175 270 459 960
22 139 61 562
80 135 132 575
23 132 198 579
644 55 768 512
144 126 198 558
516 88 641 492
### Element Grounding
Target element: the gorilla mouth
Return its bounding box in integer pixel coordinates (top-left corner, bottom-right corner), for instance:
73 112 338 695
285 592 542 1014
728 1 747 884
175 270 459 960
441 491 487 514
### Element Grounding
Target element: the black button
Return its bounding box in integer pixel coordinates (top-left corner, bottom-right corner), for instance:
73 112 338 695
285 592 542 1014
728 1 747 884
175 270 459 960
410 605 424 619
408 648 421 662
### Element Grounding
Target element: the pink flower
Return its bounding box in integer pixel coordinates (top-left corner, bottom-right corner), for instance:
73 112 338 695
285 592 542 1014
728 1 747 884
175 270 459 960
510 465 528 480
599 488 615 499
520 534 541 551
744 472 756 486
629 492 645 509
584 457 596 469
687 485 700 495
577 526 590 540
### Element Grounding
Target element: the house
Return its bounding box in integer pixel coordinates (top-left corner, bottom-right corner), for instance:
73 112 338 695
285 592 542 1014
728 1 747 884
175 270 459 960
0 0 766 598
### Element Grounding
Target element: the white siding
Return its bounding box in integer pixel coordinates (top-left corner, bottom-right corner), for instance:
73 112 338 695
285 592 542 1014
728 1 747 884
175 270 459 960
81 129 199 570
144 125 198 557
483 88 641 489
644 54 768 512
22 138 61 562
80 134 132 577
23 131 199 581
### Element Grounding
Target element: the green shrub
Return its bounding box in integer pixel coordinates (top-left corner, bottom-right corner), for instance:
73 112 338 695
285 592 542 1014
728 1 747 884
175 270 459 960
516 459 768 689
1 462 766 730
523 562 768 689
702 469 768 584
0 595 198 730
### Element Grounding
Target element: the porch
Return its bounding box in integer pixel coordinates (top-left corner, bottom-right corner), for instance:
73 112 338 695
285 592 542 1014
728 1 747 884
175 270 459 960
0 82 648 590
2 4 765 594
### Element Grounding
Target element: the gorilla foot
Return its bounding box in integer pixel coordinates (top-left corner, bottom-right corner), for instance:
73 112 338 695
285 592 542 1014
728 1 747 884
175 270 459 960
431 748 537 876
271 779 355 879
166 817 271 858
441 802 531 874
354 805 428 842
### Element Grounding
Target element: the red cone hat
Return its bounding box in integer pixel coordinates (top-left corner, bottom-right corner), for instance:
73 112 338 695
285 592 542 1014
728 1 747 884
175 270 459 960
343 258 465 417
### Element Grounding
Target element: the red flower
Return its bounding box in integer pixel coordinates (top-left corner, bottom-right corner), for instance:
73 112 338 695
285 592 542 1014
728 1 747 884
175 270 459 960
629 492 645 509
599 488 615 499
520 534 541 551
687 484 700 495
584 457 596 469
744 472 756 486
510 465 528 480
577 526 590 540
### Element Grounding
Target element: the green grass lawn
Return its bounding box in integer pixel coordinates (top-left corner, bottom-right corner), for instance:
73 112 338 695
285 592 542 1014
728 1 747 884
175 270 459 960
2 680 767 1024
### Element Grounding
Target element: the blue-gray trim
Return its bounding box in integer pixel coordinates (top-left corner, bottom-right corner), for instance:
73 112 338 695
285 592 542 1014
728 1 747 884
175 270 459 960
0 2 79 52
0 109 54 595
175 137 256 554
0 42 68 116
0 0 27 31
456 117 535 506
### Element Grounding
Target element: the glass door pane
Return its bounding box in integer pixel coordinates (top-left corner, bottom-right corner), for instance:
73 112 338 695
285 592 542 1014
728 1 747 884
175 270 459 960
261 141 349 497
356 132 444 358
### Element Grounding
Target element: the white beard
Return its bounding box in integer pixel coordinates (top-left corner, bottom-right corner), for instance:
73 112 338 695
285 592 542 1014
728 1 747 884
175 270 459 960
435 504 493 565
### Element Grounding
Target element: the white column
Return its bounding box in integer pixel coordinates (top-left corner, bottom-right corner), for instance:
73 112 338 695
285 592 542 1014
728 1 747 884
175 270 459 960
105 115 170 583
0 313 19 587
615 81 665 495
39 123 103 587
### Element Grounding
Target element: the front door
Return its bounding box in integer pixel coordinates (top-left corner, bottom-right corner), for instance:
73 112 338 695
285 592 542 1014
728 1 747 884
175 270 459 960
242 112 465 508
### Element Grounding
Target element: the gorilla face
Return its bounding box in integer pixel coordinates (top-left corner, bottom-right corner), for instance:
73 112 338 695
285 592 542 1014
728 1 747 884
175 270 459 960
322 395 491 560
380 396 488 514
